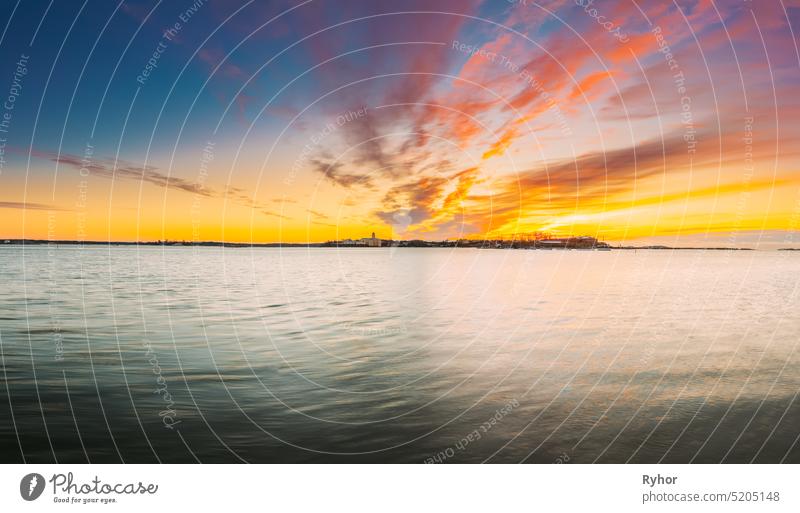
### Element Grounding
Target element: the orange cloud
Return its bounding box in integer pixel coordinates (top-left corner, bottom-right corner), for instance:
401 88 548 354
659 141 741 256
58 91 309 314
567 70 615 102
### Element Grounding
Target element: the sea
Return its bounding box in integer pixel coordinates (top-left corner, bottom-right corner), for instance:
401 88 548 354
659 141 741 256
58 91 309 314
1 245 799 463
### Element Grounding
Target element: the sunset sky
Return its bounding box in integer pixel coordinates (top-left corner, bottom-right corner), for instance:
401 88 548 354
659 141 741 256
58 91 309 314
1 0 799 246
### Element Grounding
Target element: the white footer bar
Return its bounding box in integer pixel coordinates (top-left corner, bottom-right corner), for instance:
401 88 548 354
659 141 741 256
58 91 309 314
1 464 796 512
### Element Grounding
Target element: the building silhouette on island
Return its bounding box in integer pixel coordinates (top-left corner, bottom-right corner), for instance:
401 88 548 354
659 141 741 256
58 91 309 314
326 233 613 250
336 232 382 247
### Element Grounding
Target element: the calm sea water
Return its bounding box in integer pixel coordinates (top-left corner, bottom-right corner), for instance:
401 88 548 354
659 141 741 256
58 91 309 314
1 245 799 463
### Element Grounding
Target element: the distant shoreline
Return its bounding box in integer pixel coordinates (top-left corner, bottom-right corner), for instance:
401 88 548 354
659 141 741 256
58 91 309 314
0 239 781 251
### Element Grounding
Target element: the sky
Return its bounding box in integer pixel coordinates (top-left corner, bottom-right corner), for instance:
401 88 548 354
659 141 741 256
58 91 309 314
1 0 799 247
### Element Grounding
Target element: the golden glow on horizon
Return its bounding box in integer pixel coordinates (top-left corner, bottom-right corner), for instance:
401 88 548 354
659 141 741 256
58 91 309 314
5 166 798 245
